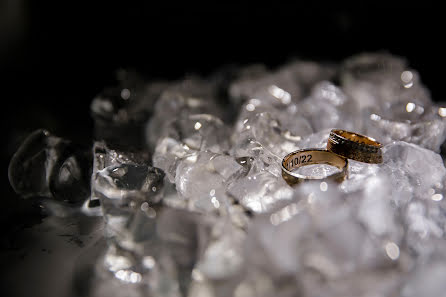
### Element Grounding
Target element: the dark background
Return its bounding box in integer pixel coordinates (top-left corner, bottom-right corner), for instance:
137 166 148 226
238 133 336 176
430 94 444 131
2 3 444 148
1 0 443 253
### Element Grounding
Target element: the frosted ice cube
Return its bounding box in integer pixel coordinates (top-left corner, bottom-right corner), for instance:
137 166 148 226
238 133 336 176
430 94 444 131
146 77 223 149
383 141 446 198
298 81 361 132
175 152 242 213
153 113 230 182
341 53 431 110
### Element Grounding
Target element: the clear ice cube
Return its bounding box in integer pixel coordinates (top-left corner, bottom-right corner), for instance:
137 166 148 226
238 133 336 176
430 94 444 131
9 129 91 203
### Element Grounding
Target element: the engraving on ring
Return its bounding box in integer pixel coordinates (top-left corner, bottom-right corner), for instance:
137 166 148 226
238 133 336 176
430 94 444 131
328 135 339 144
287 154 313 170
328 129 383 164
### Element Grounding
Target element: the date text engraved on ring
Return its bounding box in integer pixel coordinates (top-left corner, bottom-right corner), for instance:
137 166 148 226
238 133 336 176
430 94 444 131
287 154 313 170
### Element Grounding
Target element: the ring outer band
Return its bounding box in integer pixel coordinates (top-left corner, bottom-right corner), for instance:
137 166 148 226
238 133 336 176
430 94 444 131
281 148 348 186
327 129 383 164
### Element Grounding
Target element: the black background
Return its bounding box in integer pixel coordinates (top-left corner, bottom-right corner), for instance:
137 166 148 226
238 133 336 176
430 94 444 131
1 0 444 250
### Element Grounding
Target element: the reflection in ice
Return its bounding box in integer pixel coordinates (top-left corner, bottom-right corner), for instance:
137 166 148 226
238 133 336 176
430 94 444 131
385 242 400 260
431 193 443 201
319 181 328 191
269 202 301 226
143 256 156 269
268 85 291 104
401 70 413 88
406 102 415 112
294 163 342 177
194 122 202 130
114 269 142 284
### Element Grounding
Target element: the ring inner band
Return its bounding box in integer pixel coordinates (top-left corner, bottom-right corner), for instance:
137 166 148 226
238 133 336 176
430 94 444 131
334 129 381 147
282 149 347 184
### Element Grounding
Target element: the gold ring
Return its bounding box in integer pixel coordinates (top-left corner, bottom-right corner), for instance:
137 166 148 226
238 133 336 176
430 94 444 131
327 129 383 163
281 148 348 186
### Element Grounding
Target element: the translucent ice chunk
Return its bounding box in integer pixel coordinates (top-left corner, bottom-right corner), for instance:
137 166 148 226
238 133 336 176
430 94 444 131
8 129 91 203
156 207 202 296
93 161 184 295
404 200 445 257
198 225 245 280
364 103 446 152
195 224 246 297
245 212 307 277
94 163 164 248
153 114 230 183
175 152 242 213
91 70 167 149
94 227 182 297
401 246 446 297
250 112 310 155
278 60 337 94
229 60 335 106
383 141 446 198
171 114 230 153
293 163 342 178
296 129 331 149
90 75 164 125
341 53 431 110
87 141 151 212
153 137 192 183
231 112 305 165
227 166 293 214
298 81 361 132
356 175 400 238
146 77 223 149
95 164 164 205
301 269 401 297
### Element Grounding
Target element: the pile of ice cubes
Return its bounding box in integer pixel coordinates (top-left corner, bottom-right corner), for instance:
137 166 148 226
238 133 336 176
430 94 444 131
9 53 446 297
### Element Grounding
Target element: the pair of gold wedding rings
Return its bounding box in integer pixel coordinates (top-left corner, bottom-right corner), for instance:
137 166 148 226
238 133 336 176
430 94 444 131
282 129 383 186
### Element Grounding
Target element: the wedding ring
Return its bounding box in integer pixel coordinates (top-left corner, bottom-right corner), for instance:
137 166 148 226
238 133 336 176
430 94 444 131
327 129 383 163
281 148 348 186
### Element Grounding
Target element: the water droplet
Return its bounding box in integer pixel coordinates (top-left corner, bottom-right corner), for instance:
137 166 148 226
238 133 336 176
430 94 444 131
194 122 202 130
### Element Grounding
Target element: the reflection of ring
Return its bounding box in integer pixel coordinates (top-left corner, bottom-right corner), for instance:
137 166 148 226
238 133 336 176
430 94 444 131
327 129 383 164
281 148 348 186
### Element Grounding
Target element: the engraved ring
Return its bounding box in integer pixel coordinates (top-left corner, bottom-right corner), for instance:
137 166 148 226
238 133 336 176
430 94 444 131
327 129 383 163
281 148 348 186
